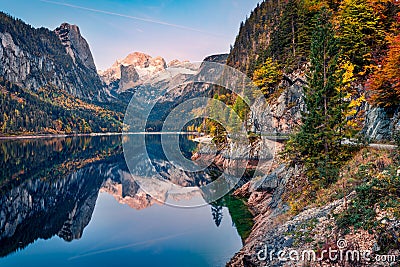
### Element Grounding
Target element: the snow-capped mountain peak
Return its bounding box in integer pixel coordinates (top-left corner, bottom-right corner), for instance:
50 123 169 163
99 52 168 90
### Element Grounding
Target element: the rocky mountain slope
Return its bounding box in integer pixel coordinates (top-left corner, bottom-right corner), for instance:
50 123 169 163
0 12 123 134
99 52 168 91
0 12 232 134
98 51 199 102
219 1 400 266
102 51 229 131
55 23 97 73
362 105 400 141
0 12 103 100
226 0 400 140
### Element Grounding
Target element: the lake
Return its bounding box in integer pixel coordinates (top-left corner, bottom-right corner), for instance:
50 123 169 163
0 135 253 267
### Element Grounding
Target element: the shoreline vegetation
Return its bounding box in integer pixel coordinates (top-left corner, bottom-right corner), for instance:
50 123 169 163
0 132 202 140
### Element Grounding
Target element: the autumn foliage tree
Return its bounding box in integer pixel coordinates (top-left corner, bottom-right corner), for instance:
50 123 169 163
336 0 387 76
368 33 400 107
252 58 283 97
284 8 348 188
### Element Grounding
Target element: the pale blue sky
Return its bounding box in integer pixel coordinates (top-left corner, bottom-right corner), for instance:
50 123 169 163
0 0 260 70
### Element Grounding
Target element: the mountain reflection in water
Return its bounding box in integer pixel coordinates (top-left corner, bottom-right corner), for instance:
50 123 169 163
0 135 253 267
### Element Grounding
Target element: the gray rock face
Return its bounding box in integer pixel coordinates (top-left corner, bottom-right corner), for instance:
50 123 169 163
250 82 305 135
203 54 229 64
362 105 400 141
228 164 353 267
0 13 103 100
55 23 97 72
0 32 28 86
119 64 140 91
99 52 168 91
0 165 103 253
250 164 297 213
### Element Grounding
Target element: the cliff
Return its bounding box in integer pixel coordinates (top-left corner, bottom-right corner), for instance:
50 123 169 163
0 13 124 134
222 1 400 266
99 52 168 92
0 12 103 100
54 23 97 73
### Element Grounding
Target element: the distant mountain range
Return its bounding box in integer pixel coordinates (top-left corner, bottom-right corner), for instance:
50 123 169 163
100 51 179 91
0 11 228 135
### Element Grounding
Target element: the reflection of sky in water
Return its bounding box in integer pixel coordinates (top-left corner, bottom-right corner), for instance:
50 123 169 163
1 193 242 267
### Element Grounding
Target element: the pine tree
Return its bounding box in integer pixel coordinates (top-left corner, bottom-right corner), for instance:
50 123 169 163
285 8 345 188
211 205 223 227
232 97 248 121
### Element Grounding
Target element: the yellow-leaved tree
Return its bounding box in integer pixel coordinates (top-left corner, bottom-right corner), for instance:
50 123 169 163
252 58 283 97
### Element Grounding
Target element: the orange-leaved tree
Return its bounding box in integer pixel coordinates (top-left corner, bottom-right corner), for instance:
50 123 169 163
368 33 400 107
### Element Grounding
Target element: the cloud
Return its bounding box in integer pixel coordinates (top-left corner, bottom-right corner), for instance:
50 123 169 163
40 0 219 36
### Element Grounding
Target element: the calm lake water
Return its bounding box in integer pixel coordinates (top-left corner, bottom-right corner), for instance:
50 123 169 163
0 135 253 267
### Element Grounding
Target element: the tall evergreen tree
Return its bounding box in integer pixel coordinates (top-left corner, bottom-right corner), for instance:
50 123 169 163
285 8 345 188
211 205 223 227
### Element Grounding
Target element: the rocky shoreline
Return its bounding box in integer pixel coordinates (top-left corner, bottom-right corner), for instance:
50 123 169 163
194 142 399 266
192 81 400 266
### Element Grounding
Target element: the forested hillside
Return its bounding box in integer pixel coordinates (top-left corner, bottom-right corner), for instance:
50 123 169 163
202 0 393 141
0 12 124 135
0 78 122 134
206 0 398 141
220 1 400 263
228 0 400 106
0 12 103 100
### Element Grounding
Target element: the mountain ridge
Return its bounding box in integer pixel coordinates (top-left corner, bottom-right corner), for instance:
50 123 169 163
0 12 103 100
99 51 195 92
0 12 124 134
